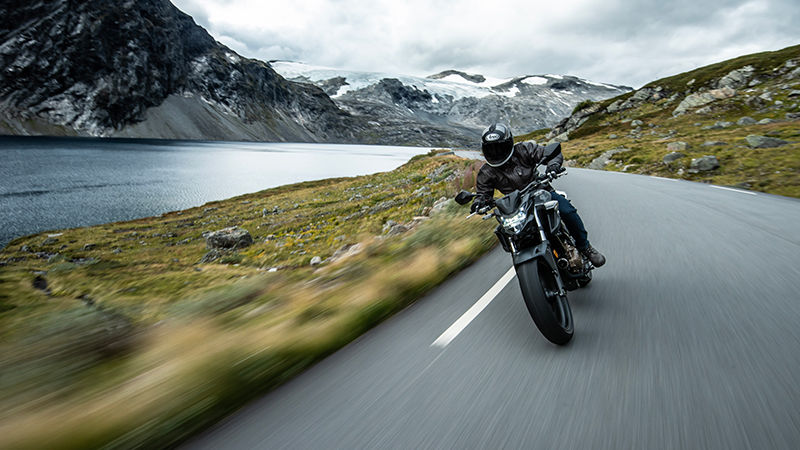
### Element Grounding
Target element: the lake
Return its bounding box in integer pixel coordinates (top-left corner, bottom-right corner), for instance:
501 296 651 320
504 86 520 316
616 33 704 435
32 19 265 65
0 137 437 248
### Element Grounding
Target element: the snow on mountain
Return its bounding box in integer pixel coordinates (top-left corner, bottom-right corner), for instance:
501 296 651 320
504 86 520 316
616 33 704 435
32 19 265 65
271 61 632 139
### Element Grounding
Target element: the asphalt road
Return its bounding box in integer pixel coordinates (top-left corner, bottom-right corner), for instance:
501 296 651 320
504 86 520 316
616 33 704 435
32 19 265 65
188 169 800 449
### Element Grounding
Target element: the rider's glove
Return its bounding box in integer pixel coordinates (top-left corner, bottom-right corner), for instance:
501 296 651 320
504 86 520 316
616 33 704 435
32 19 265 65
546 163 562 175
470 198 487 214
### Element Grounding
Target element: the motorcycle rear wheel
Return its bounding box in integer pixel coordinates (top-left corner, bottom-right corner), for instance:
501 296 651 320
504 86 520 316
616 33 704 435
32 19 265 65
516 259 574 345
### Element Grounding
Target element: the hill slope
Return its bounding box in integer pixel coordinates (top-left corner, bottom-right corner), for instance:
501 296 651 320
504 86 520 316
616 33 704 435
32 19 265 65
523 45 800 197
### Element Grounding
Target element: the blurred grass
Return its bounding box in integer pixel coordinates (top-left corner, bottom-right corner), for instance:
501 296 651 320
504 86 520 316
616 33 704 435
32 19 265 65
0 151 496 448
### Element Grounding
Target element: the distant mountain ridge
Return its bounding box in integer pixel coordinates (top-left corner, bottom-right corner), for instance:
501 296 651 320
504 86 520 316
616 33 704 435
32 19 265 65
272 61 632 138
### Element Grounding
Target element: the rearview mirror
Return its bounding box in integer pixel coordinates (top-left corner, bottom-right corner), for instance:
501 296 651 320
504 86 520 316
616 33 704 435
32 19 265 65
454 190 476 205
541 142 562 165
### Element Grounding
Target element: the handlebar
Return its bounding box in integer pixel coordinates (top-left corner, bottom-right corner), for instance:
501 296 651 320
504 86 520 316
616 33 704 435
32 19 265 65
464 169 567 220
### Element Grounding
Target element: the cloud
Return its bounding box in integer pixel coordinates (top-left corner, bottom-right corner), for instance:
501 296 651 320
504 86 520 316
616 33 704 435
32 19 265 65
171 0 800 87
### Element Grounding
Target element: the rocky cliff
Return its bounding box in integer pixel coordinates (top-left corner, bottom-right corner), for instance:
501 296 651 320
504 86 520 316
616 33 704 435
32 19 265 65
0 0 368 142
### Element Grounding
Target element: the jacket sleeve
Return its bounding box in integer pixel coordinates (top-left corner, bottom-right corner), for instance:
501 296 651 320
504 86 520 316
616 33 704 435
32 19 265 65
475 165 495 204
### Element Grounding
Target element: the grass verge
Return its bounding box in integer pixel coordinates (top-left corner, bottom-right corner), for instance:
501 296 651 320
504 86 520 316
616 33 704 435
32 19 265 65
0 151 494 448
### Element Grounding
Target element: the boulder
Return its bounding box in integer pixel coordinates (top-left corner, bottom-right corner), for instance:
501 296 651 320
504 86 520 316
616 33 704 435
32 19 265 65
737 116 757 125
717 65 755 89
787 90 800 98
690 156 720 172
673 87 736 115
663 152 685 164
667 141 689 152
203 226 253 250
786 112 800 120
702 121 733 130
745 135 788 148
310 256 322 266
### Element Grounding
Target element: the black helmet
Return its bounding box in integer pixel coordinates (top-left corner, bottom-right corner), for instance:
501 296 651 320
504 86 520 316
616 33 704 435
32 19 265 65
481 123 514 167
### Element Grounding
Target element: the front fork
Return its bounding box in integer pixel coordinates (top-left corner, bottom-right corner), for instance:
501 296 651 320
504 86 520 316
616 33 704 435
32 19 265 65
510 209 567 298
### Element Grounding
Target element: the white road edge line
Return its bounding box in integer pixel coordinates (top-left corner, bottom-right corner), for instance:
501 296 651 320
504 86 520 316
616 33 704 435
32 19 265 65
431 267 517 348
651 176 679 182
710 185 758 196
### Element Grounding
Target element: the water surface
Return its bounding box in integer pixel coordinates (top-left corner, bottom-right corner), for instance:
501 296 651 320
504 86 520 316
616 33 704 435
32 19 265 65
0 137 433 248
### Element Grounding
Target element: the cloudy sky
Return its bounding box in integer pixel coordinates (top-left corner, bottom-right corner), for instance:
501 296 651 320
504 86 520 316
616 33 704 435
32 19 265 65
171 0 799 88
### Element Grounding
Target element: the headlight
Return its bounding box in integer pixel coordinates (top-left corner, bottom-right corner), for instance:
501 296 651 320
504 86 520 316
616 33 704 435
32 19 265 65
501 207 526 233
533 189 551 204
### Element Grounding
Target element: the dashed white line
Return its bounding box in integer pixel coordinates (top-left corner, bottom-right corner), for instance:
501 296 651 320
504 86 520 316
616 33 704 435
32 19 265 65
431 267 516 348
710 185 758 196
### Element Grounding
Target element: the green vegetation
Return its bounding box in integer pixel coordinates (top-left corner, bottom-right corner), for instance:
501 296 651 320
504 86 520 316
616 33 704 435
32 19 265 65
527 44 800 197
0 152 494 448
572 99 595 114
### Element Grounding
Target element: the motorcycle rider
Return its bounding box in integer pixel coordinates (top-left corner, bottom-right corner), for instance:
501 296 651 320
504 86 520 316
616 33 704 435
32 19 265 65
471 122 606 267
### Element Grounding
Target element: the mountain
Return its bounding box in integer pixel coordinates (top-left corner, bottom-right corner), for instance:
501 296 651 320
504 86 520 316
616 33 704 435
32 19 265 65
0 0 628 147
271 62 632 140
522 44 800 197
0 0 369 143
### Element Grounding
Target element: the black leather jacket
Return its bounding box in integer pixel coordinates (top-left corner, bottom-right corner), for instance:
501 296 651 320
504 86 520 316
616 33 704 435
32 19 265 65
475 141 563 204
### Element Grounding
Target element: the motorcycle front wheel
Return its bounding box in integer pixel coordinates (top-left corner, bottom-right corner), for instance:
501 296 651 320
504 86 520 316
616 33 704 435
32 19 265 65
516 259 574 345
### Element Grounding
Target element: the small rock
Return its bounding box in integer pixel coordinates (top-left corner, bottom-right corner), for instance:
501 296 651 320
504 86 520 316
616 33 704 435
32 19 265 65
385 223 410 236
200 249 225 263
112 248 122 254
607 134 618 139
20 245 31 252
758 118 777 125
677 168 685 175
787 90 800 98
42 237 58 246
631 120 644 127
588 148 627 170
667 142 689 152
745 135 788 148
663 152 685 164
382 220 397 233
268 267 278 273
421 206 432 216
737 116 757 125
690 156 720 172
204 227 253 250
82 243 97 251
32 275 49 292
786 112 800 120
431 197 451 214
310 256 322 266
413 186 431 197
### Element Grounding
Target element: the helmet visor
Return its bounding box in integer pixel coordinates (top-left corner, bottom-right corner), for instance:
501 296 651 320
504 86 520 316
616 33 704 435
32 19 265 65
482 140 513 166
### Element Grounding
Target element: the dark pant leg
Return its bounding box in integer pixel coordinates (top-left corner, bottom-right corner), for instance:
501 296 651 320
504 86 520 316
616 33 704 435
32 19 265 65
550 191 590 250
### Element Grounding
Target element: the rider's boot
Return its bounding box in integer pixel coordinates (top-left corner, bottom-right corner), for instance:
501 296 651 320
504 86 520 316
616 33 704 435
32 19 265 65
582 245 606 267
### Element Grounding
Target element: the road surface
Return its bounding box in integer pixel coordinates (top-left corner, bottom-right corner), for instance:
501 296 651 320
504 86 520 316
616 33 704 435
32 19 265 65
188 169 800 449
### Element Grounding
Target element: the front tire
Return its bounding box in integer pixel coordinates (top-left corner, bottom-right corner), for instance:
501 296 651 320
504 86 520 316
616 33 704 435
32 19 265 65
516 259 574 345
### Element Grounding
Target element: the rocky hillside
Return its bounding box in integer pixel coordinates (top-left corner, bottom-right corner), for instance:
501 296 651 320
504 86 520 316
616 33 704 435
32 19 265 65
523 44 800 197
272 62 631 142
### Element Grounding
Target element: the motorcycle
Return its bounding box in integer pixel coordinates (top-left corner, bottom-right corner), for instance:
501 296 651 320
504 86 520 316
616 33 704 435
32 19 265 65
454 144 592 345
